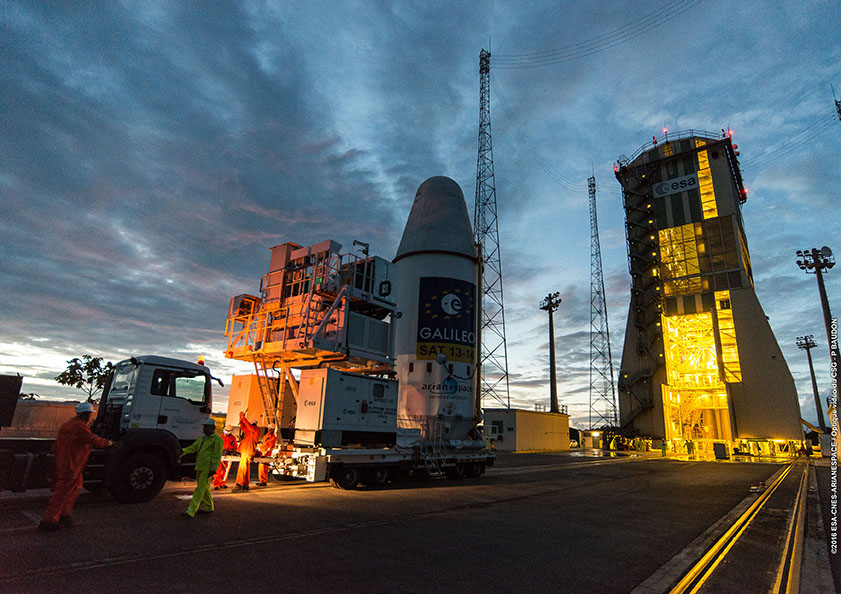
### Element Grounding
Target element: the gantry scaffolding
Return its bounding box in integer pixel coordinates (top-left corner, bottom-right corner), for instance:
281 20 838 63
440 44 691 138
473 48 510 408
224 240 396 432
588 175 617 428
615 130 804 450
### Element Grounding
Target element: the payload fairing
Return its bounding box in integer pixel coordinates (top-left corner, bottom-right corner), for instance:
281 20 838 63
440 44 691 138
393 177 480 442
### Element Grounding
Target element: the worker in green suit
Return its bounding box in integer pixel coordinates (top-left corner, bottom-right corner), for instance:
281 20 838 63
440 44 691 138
181 418 223 518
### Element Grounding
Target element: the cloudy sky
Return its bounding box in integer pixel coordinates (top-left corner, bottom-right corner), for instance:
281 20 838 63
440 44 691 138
2 0 839 429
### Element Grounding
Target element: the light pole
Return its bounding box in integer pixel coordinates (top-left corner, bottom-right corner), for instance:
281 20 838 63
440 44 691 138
540 292 562 414
796 247 839 372
796 335 826 431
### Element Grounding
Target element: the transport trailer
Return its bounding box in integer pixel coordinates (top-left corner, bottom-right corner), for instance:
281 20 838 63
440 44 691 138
263 438 494 490
0 356 223 503
253 363 494 490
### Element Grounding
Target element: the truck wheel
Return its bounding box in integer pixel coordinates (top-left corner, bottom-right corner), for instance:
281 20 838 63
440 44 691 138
110 453 167 503
444 464 465 479
329 466 360 490
365 467 390 489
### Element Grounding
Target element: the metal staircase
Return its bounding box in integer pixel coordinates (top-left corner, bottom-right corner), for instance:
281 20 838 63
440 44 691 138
617 167 664 429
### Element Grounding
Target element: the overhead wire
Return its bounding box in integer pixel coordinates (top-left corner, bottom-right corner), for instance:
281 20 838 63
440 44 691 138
489 0 704 190
494 0 704 69
740 111 838 171
492 79 588 192
489 0 838 191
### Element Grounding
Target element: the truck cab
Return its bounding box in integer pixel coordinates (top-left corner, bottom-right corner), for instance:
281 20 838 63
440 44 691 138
88 356 218 502
96 355 212 441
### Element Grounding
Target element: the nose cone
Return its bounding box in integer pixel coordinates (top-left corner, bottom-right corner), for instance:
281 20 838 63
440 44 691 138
394 176 476 262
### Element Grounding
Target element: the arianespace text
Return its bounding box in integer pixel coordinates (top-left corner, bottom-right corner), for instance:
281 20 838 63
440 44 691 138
830 318 838 554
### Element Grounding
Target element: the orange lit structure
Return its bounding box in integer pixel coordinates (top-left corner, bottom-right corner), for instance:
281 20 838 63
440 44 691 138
224 239 396 434
222 230 494 488
615 131 803 456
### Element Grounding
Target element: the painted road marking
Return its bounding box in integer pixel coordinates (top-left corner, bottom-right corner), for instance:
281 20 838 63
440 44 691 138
668 461 798 594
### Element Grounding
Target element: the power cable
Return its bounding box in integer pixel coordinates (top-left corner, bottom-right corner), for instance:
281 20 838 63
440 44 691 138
741 112 838 171
493 79 589 192
494 0 704 69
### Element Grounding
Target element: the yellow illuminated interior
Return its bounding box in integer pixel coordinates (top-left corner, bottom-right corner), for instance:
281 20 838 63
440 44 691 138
662 313 720 389
697 149 717 219
715 290 742 382
662 386 731 443
659 224 700 278
659 223 702 296
663 277 704 297
661 312 733 443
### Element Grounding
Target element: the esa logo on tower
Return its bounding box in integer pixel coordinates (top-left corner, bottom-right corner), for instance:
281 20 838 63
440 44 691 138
653 173 698 198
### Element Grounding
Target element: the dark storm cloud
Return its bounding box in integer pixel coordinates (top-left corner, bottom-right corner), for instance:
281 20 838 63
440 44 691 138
1 2 405 360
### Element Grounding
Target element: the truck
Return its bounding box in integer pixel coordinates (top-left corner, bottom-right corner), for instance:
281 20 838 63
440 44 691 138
0 355 223 503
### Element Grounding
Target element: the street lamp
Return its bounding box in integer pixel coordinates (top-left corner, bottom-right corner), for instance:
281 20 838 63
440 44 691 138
540 292 562 414
796 247 839 372
796 335 826 432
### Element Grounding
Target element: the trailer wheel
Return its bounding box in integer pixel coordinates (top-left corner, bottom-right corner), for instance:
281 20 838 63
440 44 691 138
329 466 360 490
444 464 465 479
463 462 484 478
110 452 167 503
365 467 390 489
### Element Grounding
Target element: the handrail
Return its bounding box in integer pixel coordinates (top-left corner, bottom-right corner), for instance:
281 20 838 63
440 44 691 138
618 129 727 167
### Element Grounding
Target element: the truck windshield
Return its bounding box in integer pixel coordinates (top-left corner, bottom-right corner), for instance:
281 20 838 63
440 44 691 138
111 365 136 393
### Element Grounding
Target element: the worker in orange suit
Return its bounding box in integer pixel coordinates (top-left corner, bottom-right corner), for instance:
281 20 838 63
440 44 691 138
256 426 277 486
212 426 238 490
40 402 113 531
233 411 260 492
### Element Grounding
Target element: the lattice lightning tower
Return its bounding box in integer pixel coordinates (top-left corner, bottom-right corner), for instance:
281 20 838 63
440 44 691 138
474 49 510 408
588 175 617 428
834 85 841 121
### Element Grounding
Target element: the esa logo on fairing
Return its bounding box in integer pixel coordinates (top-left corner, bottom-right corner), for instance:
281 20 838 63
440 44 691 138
440 293 461 315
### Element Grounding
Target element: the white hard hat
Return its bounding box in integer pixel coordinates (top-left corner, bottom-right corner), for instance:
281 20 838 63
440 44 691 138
76 402 95 414
202 418 217 427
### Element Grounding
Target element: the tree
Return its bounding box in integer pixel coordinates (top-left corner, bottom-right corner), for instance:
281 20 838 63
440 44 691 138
55 355 113 404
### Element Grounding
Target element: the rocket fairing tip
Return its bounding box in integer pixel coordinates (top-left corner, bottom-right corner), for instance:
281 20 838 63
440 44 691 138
394 176 476 262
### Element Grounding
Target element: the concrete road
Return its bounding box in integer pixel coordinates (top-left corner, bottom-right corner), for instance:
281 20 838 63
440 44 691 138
0 453 819 593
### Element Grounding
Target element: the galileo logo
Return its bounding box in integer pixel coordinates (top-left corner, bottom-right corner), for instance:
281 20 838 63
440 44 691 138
653 173 698 198
416 277 476 362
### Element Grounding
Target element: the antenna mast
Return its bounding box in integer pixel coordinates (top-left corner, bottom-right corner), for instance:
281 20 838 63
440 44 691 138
833 85 841 121
474 49 511 408
588 175 617 428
